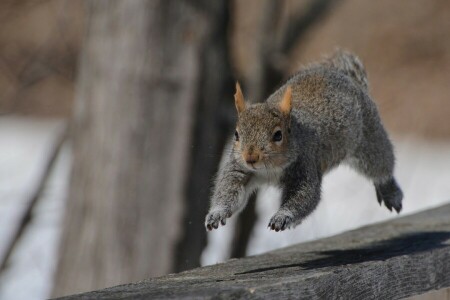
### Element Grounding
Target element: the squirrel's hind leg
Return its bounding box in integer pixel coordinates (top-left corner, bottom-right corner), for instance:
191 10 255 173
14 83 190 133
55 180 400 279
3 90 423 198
347 118 403 213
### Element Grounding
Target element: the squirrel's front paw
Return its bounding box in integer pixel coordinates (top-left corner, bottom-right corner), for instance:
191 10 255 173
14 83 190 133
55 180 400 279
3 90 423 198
205 208 232 231
268 210 295 232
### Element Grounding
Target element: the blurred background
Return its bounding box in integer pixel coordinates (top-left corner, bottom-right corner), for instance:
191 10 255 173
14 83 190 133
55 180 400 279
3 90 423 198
0 0 449 298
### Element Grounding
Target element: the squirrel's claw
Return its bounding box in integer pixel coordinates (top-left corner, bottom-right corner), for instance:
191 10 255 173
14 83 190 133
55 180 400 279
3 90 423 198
205 208 231 231
268 210 295 232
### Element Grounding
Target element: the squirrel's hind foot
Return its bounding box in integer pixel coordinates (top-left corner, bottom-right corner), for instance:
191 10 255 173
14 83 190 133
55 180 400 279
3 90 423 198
375 178 403 213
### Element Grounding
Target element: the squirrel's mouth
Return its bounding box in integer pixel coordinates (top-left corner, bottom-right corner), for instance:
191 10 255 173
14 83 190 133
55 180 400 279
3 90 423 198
243 160 271 171
243 161 262 171
242 157 291 173
249 163 260 170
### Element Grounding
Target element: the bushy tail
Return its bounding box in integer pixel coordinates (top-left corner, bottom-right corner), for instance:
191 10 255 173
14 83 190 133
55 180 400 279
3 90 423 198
324 49 369 91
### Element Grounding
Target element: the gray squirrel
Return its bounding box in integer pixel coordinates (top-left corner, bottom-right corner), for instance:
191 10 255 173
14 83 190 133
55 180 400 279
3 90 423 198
205 50 403 232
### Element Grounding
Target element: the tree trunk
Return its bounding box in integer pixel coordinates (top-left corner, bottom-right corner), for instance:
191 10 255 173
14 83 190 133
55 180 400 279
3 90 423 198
174 1 234 272
53 1 219 296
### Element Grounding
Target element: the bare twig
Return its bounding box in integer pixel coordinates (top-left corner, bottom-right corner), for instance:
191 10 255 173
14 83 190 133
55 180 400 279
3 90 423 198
247 0 283 104
281 0 337 54
0 124 68 272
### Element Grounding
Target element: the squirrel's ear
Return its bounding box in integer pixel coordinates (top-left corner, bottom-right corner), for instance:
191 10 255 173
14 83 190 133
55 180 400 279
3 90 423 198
234 82 246 114
279 86 292 115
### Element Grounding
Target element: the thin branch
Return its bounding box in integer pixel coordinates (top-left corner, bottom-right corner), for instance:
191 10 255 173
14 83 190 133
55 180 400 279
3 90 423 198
0 124 68 272
246 0 284 104
280 0 337 54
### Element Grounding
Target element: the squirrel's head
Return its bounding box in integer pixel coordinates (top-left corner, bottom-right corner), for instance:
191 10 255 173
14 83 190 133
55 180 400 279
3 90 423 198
233 82 293 172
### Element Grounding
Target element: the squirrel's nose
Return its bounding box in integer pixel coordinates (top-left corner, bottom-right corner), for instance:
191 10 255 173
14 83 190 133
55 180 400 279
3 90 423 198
246 157 257 164
244 153 260 165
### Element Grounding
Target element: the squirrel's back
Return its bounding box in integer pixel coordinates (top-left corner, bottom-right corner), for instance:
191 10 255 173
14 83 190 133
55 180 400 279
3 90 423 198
268 50 369 110
266 50 374 169
268 51 369 126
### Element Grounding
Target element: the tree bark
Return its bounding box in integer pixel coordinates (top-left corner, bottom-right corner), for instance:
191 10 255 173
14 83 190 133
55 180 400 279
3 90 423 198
53 1 217 296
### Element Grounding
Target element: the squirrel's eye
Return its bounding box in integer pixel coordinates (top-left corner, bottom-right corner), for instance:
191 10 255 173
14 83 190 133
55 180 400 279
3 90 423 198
235 130 239 141
273 130 282 142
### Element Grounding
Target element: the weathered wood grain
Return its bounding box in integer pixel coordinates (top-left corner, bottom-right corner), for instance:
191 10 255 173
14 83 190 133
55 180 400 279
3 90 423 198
57 203 450 299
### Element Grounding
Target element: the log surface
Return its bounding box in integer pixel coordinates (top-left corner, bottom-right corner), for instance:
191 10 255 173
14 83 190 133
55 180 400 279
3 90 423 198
58 203 450 299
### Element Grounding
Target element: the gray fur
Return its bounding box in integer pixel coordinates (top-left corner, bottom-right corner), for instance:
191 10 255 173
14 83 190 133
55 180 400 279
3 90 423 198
322 49 369 91
205 50 403 232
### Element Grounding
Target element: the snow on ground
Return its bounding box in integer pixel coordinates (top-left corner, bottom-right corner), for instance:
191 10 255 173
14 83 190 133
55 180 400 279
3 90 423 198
0 117 70 300
0 117 449 299
0 117 65 263
202 135 450 264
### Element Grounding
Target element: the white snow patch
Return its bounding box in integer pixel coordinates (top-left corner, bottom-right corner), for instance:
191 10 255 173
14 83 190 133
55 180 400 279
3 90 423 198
0 117 70 300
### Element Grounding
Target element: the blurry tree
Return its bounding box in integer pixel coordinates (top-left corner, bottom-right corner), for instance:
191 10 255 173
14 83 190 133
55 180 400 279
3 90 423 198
53 0 233 296
173 2 234 272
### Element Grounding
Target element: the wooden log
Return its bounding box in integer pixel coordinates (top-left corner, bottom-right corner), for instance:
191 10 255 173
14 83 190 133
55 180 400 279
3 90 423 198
56 203 450 299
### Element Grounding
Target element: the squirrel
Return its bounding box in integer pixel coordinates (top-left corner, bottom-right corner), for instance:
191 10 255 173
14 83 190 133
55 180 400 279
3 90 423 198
205 50 403 232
